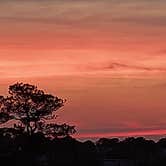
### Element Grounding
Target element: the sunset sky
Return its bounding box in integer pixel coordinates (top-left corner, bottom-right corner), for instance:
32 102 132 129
0 0 166 140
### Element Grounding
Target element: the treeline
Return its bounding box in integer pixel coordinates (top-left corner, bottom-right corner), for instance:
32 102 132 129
1 132 166 166
0 132 101 166
96 137 166 166
1 83 166 166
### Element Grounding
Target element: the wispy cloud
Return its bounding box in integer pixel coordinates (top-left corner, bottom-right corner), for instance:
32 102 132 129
0 0 166 51
106 63 166 72
0 0 166 27
80 62 166 74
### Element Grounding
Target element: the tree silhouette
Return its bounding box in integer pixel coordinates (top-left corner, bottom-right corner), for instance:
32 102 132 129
0 82 76 137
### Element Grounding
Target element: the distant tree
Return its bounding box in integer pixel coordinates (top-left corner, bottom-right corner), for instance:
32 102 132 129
0 82 76 137
157 138 166 147
96 137 120 147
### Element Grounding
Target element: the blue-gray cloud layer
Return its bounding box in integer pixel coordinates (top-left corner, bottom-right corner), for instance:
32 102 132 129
0 0 166 27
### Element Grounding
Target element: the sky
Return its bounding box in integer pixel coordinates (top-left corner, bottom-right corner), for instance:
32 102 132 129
0 0 166 140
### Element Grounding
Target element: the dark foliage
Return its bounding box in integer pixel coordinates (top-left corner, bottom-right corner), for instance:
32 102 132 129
0 83 102 166
1 83 166 166
97 137 166 166
0 82 76 137
0 132 101 166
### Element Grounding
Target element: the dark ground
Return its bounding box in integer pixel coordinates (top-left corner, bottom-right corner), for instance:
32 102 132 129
1 133 166 166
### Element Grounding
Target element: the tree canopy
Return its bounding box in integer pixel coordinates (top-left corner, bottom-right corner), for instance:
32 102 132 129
0 83 76 138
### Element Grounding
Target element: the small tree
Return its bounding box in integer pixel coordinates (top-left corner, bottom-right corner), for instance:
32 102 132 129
0 83 76 137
